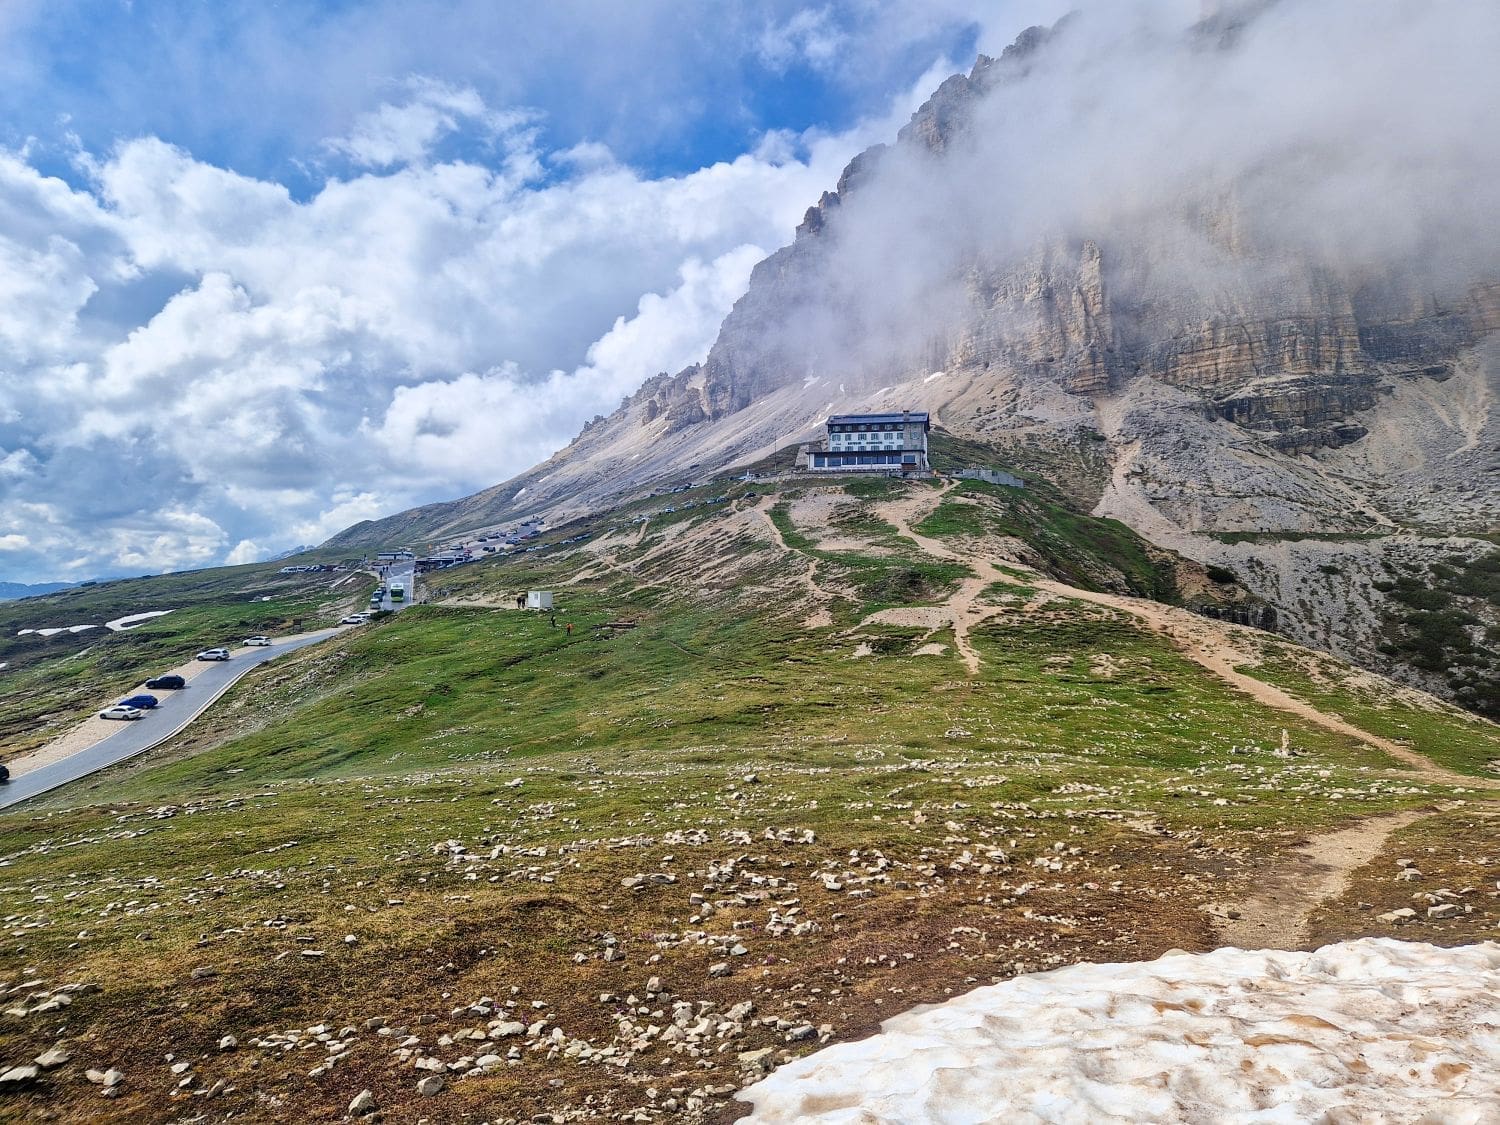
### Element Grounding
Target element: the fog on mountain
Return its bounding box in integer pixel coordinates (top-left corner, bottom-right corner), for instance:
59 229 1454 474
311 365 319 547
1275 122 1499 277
777 0 1500 390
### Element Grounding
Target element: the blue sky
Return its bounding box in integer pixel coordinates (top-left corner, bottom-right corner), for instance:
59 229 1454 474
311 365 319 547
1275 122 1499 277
3 1 984 192
0 0 1056 582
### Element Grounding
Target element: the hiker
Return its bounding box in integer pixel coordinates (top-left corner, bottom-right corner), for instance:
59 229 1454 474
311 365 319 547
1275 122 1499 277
550 614 557 628
565 622 573 636
516 594 525 609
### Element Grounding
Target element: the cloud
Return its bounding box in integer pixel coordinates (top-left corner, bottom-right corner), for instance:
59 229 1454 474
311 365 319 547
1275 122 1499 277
325 78 539 170
759 8 848 71
368 243 769 488
224 539 264 566
0 2 1049 180
743 1 1500 388
0 63 935 581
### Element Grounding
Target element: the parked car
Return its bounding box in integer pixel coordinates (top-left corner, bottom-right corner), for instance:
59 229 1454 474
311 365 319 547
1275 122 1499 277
99 705 144 721
195 648 231 661
144 674 186 690
0 763 9 783
339 615 367 625
243 635 272 646
118 694 159 710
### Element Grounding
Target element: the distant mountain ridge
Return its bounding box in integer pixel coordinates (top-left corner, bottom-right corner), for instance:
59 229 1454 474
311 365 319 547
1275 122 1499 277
0 581 76 602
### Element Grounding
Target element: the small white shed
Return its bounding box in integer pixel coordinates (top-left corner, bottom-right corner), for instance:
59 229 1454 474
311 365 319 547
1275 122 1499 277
526 590 554 611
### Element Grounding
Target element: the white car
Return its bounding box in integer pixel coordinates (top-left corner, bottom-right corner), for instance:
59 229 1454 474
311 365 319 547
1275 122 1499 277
339 615 367 625
243 636 272 646
99 705 144 721
196 648 231 661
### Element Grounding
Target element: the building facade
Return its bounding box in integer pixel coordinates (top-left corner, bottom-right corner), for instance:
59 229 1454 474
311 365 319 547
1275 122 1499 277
809 411 930 472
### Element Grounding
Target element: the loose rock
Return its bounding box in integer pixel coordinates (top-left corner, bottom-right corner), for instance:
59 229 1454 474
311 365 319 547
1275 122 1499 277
34 1046 71 1069
349 1089 378 1115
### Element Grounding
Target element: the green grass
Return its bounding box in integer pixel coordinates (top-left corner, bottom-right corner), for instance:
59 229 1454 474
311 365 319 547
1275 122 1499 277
2 477 1491 1123
0 563 375 759
914 481 1177 600
39 574 1461 812
766 497 972 619
1372 550 1500 718
1240 643 1500 778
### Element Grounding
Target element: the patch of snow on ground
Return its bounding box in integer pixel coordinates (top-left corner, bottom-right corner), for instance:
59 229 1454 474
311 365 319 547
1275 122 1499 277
105 610 173 631
738 939 1500 1123
924 370 946 382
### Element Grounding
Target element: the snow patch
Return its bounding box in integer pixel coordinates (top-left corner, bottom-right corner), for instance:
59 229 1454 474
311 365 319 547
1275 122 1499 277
19 610 175 635
738 939 1500 1123
924 370 946 383
106 610 174 631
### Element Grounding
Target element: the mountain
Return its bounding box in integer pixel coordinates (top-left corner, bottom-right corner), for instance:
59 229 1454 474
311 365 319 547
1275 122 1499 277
0 580 76 601
328 12 1499 714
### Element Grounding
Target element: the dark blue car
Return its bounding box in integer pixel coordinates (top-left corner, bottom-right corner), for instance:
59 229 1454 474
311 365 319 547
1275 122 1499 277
118 694 159 710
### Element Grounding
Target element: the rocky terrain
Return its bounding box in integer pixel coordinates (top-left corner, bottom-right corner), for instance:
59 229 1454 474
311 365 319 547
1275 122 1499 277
4 472 1499 1122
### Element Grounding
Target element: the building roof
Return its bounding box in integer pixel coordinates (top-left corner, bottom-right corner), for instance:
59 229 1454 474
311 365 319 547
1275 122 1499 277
826 412 930 427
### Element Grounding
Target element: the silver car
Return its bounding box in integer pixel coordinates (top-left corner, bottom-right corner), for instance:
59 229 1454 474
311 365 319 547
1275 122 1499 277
99 705 144 721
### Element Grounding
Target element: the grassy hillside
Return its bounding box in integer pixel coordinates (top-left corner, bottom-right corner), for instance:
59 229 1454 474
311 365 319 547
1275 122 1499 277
1 476 1495 1123
0 558 376 760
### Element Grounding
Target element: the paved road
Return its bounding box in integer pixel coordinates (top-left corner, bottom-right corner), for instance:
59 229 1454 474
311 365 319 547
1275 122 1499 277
0 628 342 811
370 560 417 612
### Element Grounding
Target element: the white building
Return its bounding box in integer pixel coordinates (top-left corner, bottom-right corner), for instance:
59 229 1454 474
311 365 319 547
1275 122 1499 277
526 590 554 610
809 411 930 472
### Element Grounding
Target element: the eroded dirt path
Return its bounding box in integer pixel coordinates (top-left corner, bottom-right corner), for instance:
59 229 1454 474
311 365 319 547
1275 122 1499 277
1030 577 1499 786
879 482 1497 788
1212 810 1427 949
756 497 836 628
872 482 1008 675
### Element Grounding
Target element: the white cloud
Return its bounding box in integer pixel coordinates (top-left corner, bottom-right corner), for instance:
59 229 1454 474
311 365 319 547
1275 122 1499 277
0 72 909 581
325 77 539 170
759 8 847 71
224 539 264 566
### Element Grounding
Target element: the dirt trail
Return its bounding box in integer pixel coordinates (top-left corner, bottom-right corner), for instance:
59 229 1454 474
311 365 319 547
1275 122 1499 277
756 498 835 628
880 483 1498 788
1028 577 1498 785
1212 810 1427 950
874 483 1008 675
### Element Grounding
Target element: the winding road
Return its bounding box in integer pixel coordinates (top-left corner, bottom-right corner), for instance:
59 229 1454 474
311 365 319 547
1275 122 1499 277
0 629 341 811
1 561 420 811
